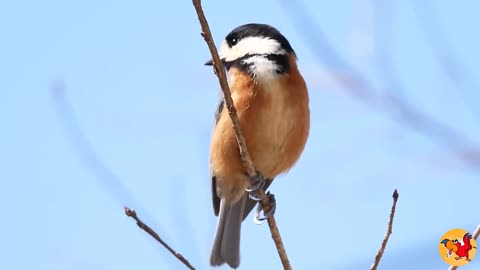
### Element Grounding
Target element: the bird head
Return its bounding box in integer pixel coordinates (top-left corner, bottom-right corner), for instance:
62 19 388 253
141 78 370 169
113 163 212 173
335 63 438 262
205 23 295 82
441 239 458 253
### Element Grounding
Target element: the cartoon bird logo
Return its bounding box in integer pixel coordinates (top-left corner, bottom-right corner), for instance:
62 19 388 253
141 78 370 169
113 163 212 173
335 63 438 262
439 228 477 266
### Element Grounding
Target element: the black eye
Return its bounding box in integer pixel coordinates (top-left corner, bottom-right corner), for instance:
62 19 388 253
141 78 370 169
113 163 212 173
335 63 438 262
228 36 239 47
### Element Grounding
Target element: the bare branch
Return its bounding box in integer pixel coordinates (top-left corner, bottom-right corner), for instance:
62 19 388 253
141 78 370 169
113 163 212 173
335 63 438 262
124 207 196 270
473 224 480 243
191 1 291 269
447 224 480 270
191 1 255 177
370 189 399 270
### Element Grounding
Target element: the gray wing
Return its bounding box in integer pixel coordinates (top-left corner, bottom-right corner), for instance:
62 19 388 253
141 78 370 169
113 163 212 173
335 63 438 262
211 94 225 216
214 94 224 126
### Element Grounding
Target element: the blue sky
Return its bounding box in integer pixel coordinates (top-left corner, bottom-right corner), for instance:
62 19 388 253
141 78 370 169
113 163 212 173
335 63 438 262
1 0 479 269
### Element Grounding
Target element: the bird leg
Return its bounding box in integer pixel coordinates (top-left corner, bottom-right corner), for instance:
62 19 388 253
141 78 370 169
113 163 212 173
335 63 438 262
253 192 276 224
245 170 266 201
244 171 277 224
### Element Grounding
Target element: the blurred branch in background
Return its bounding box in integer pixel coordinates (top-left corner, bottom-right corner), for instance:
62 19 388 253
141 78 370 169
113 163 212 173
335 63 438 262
447 224 480 270
372 0 475 170
125 207 196 270
50 81 180 268
370 190 399 270
50 81 148 213
409 0 480 123
278 0 480 167
372 0 405 99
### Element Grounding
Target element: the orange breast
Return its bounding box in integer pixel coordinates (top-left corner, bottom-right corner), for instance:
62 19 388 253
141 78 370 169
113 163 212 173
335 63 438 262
210 55 310 199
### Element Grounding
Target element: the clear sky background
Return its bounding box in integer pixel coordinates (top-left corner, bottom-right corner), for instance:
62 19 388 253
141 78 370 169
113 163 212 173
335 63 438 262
1 0 479 269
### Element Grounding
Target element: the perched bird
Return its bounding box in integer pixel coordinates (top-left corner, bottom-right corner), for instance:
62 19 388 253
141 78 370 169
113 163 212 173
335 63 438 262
205 23 310 268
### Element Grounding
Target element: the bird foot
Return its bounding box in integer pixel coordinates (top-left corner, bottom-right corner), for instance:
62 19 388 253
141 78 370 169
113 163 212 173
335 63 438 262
253 192 276 225
245 171 266 201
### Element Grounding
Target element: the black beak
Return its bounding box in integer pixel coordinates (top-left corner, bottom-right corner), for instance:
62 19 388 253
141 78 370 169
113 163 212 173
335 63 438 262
204 58 226 66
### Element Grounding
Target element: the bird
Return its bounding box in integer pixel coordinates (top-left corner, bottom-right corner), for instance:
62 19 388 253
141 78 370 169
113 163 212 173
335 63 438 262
441 232 476 262
205 23 310 269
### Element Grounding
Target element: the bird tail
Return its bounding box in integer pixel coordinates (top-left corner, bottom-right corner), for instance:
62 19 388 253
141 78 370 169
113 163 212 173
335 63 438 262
210 195 246 269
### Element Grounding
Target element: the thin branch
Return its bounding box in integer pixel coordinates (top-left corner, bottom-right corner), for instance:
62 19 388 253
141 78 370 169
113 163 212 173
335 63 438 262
191 1 291 269
370 189 399 270
191 1 255 177
473 224 480 243
124 207 196 270
447 224 480 270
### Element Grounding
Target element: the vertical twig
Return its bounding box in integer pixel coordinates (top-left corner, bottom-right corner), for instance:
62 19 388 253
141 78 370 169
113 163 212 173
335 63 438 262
370 189 399 270
124 207 196 270
447 224 480 270
191 1 292 269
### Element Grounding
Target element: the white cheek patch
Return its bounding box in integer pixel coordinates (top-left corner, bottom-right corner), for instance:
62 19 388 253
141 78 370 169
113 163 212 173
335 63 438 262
219 36 286 62
241 55 280 82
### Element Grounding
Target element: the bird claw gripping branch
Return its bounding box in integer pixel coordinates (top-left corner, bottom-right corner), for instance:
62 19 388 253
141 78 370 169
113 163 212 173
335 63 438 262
244 171 277 224
254 192 276 225
245 170 266 201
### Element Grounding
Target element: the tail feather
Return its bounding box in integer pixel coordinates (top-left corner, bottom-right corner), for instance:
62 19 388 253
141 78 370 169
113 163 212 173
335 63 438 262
210 201 228 266
210 195 246 268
